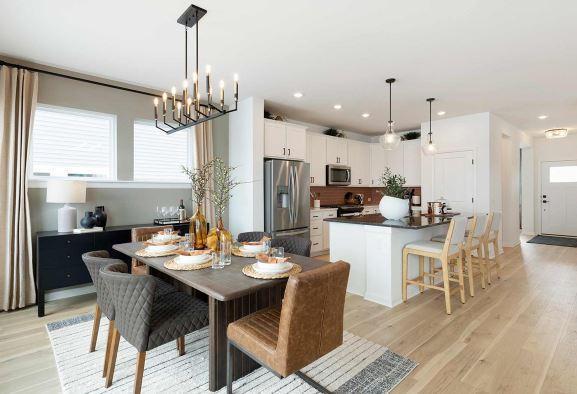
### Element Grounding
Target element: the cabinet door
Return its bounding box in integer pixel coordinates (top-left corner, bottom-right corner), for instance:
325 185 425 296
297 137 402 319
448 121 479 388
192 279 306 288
370 143 386 186
285 125 307 161
322 210 336 250
307 133 326 186
264 120 287 159
385 143 404 178
326 137 348 165
348 141 370 186
403 139 421 186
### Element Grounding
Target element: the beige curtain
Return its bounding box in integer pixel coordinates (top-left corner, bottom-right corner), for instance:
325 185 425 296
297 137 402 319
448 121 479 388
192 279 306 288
193 121 215 227
0 66 38 311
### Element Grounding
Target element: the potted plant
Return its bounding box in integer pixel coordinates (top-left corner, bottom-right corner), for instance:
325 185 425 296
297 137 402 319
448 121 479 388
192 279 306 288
378 167 409 220
182 162 212 249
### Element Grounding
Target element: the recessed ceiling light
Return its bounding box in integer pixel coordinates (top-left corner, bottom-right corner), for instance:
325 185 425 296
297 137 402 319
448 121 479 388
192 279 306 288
333 104 342 110
293 92 303 98
361 113 370 118
437 111 446 116
538 115 548 120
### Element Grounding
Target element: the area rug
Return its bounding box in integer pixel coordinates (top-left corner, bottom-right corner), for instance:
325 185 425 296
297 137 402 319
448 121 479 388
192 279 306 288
46 314 417 393
527 235 577 248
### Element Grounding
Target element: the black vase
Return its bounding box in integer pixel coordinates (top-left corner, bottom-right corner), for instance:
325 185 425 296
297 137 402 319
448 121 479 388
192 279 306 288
80 211 96 229
94 206 107 228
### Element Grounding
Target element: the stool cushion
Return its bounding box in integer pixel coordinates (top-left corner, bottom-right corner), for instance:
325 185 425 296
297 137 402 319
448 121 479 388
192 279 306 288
405 240 459 255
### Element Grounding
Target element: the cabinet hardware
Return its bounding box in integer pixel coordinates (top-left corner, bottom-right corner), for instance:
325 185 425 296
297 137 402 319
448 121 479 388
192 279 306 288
283 147 286 155
288 148 291 156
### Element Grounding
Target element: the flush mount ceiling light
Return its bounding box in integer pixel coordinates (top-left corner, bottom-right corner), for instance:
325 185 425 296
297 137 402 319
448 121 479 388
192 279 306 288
333 104 342 110
437 111 446 116
538 115 548 120
153 4 238 134
545 128 568 139
422 98 438 156
293 92 304 98
379 78 401 150
361 113 370 118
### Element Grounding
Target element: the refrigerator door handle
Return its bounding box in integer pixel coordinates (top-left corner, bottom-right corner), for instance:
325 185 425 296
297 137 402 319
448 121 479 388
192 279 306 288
288 164 294 225
292 164 298 226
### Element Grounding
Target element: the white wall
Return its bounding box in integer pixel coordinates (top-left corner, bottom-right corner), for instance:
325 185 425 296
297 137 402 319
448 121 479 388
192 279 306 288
532 133 577 234
521 147 535 235
228 97 265 237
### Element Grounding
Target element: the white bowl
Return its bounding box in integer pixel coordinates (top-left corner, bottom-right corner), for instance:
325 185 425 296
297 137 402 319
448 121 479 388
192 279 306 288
241 243 267 253
146 244 178 253
176 253 211 265
155 234 180 242
253 261 292 273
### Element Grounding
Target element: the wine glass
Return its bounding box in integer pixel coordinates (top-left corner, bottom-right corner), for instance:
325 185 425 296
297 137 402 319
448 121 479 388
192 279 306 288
169 206 177 219
156 206 161 220
161 206 168 221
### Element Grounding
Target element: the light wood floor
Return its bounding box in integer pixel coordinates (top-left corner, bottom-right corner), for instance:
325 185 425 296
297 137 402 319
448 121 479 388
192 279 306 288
2 240 577 393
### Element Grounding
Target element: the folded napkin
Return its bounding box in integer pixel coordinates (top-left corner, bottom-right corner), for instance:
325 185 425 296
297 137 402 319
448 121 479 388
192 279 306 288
256 253 290 264
144 239 179 246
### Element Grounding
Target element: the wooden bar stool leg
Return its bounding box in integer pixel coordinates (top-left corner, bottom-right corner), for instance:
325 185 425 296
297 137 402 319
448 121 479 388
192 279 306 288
456 252 466 304
484 242 492 285
103 320 115 377
134 352 146 394
105 328 120 388
466 248 475 297
89 304 101 353
402 249 409 302
428 257 434 285
441 256 452 314
418 255 425 293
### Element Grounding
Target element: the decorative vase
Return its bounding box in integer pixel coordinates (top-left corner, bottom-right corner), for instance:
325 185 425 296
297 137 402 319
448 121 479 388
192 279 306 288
207 217 232 252
80 211 96 229
93 206 107 228
189 205 208 249
379 196 409 220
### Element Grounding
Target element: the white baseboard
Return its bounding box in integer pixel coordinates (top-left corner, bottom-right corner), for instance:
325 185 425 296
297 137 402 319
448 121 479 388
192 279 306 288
45 284 95 302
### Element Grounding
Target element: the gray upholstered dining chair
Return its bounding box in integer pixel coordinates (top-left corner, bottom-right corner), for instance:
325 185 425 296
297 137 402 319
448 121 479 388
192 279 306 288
82 251 178 381
271 236 312 257
100 266 210 394
237 231 271 243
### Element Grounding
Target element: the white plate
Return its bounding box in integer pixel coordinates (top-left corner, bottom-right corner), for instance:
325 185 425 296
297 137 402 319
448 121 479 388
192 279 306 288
253 262 292 274
176 253 212 265
146 244 178 253
241 243 267 253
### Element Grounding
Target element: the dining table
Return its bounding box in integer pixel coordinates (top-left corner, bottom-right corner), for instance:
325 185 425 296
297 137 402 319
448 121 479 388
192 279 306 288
113 241 329 392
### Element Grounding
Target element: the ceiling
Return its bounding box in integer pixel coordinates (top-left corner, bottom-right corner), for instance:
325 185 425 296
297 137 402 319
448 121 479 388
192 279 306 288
1 0 576 136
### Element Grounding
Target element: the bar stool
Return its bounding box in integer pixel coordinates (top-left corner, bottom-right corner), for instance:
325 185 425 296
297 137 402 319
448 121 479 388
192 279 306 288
402 216 468 314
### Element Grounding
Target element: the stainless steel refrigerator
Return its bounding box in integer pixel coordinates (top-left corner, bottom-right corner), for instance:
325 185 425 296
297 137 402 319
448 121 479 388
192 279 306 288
264 159 310 239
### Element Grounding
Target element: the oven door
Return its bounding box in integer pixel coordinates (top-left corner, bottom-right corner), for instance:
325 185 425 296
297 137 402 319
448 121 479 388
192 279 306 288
326 165 351 186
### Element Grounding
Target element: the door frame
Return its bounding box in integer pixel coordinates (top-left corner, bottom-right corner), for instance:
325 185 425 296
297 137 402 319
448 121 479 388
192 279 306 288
431 149 477 213
539 159 577 236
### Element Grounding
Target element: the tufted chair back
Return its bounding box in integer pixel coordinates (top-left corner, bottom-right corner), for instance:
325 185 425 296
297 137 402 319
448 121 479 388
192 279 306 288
271 236 312 257
237 231 271 243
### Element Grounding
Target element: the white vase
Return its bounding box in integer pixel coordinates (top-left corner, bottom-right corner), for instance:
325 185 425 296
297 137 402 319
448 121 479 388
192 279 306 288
379 196 409 220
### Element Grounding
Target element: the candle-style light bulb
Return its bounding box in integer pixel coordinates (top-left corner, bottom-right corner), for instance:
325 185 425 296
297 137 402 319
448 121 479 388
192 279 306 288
176 101 182 120
186 97 192 115
161 92 167 117
170 86 176 112
171 86 176 96
153 97 159 119
233 73 239 101
205 65 211 95
182 80 189 90
219 80 225 108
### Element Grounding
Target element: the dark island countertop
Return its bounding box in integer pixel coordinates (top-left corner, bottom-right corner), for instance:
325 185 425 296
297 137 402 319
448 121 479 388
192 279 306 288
324 213 459 229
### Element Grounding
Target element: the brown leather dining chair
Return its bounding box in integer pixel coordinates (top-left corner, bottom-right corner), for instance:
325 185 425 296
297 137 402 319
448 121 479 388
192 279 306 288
226 261 350 393
131 225 173 275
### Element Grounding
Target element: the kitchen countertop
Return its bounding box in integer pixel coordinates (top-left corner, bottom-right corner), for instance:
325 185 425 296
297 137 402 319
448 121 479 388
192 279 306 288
324 213 460 229
310 206 338 212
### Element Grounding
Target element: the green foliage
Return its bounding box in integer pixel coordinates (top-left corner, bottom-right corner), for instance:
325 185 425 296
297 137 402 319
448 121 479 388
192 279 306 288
378 167 406 199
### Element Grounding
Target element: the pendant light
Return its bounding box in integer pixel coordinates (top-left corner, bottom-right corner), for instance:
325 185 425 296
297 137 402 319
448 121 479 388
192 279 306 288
422 98 438 155
379 78 401 150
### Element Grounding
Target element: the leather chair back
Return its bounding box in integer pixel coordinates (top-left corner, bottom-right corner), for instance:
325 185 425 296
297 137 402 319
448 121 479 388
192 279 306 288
276 261 350 376
237 231 271 243
271 236 312 257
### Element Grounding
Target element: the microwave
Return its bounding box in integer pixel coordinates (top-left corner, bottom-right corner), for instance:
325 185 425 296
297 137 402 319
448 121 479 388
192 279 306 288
326 164 351 186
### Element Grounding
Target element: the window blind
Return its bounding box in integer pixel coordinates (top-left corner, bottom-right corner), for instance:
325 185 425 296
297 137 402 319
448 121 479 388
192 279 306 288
30 106 116 179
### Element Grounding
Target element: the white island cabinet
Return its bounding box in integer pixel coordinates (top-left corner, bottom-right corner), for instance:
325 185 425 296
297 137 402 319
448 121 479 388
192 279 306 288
327 215 450 307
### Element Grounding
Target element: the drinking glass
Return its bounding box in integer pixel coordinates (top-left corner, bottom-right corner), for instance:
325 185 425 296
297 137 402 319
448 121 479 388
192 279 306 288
211 251 224 270
161 206 168 220
273 246 284 259
263 238 271 253
156 206 161 220
170 206 177 219
163 228 172 236
219 237 232 266
184 233 192 245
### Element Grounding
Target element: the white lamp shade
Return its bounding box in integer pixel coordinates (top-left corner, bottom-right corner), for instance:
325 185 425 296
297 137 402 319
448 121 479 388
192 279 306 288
46 180 87 203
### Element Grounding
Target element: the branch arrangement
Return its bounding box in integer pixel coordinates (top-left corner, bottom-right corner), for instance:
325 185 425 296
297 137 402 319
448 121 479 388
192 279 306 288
182 162 213 207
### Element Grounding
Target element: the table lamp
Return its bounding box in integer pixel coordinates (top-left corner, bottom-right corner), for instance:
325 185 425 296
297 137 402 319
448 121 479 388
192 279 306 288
46 180 87 232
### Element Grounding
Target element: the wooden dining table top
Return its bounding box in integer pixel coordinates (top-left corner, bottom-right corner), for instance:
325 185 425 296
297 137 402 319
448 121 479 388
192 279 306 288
113 242 329 302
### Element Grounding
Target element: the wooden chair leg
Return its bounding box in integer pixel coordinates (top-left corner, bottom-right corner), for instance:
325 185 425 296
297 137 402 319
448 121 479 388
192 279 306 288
493 239 501 279
466 250 475 297
134 351 146 394
89 304 101 353
441 257 452 314
477 245 486 289
402 249 409 302
418 255 425 293
456 253 466 304
105 328 120 388
484 242 492 285
103 320 115 377
176 336 185 356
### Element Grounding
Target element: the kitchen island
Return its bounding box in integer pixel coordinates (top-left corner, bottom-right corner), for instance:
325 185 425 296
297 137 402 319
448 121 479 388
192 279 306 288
325 214 454 307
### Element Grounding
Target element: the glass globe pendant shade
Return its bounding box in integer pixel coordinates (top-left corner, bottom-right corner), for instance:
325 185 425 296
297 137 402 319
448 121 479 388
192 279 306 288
422 141 438 155
379 121 401 150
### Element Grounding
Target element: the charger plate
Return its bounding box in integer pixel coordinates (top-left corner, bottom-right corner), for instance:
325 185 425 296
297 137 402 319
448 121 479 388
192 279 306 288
164 257 213 271
242 263 302 279
135 248 180 257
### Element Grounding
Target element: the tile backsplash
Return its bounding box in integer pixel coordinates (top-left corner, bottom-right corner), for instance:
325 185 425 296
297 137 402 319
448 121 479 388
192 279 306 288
310 186 421 206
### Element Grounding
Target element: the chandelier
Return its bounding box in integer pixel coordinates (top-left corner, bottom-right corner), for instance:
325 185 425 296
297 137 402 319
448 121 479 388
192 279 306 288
379 78 401 150
153 4 238 134
544 128 568 139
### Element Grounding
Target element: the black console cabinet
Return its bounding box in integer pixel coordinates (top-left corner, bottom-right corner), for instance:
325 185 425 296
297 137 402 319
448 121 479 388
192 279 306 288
36 223 188 317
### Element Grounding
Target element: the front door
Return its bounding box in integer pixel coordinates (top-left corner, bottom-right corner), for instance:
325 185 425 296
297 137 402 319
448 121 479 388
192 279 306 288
541 161 577 236
433 150 475 213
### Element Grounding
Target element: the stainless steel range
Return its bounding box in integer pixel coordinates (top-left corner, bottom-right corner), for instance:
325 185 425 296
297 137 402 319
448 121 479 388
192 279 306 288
321 204 365 217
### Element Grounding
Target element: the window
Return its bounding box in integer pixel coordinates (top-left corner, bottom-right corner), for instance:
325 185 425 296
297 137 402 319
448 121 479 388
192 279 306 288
550 166 577 183
30 105 116 180
133 121 193 183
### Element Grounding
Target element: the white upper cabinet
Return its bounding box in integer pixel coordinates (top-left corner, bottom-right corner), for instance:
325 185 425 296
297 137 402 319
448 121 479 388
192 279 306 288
264 119 307 161
402 139 421 186
306 133 327 186
370 143 386 186
385 142 404 179
348 140 370 186
326 137 348 165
